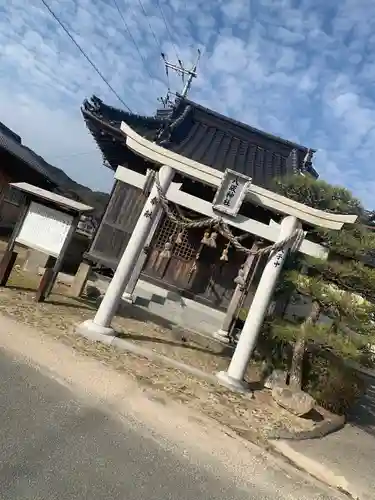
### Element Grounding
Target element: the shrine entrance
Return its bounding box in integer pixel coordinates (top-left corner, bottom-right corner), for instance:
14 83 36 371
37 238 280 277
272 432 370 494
142 210 253 311
77 121 357 390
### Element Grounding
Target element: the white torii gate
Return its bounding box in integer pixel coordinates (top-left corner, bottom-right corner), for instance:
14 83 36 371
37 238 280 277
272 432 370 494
77 122 357 392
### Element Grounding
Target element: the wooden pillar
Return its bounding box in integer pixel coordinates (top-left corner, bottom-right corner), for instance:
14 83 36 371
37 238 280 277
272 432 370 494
70 261 92 297
0 250 18 286
213 241 260 343
123 207 163 303
0 197 30 287
35 259 55 302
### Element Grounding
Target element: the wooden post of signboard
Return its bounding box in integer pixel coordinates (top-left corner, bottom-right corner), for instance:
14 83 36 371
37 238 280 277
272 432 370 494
0 198 30 286
36 215 80 302
70 260 92 298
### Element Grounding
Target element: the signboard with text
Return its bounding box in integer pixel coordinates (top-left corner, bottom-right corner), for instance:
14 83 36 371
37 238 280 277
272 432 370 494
16 201 74 257
212 169 252 217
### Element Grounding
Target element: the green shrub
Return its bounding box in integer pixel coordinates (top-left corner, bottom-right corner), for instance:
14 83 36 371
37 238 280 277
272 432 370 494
254 325 366 415
302 351 365 415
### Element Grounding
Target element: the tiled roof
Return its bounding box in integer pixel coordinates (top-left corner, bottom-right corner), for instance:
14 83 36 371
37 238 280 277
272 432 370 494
0 123 59 188
82 95 318 187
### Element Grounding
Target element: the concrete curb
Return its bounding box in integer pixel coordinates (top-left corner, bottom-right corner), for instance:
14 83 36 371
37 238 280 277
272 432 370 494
345 359 375 379
270 440 360 499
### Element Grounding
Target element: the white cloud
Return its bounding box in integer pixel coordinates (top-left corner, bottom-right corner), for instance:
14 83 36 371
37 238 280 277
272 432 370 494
0 0 375 209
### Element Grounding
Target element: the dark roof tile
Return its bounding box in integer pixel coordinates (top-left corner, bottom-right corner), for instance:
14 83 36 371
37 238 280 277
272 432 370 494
0 126 58 187
82 95 318 187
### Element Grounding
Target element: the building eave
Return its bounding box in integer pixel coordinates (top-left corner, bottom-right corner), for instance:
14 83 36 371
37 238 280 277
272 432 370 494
0 127 59 189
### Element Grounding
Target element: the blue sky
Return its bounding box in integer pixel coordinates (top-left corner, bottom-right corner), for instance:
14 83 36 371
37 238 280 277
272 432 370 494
0 0 375 208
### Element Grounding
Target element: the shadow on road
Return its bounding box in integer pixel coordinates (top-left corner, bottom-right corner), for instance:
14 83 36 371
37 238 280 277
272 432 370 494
347 373 375 436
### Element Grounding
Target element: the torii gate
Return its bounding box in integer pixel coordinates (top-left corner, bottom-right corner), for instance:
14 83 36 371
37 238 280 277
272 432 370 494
77 122 357 392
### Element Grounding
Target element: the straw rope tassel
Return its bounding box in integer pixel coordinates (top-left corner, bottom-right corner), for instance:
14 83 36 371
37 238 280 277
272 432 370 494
220 242 230 262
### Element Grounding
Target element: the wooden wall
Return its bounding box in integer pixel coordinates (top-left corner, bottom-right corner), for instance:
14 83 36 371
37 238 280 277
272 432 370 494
142 212 251 311
0 170 23 233
87 180 147 268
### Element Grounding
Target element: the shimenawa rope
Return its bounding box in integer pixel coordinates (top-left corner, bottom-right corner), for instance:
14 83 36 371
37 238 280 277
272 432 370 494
154 173 304 256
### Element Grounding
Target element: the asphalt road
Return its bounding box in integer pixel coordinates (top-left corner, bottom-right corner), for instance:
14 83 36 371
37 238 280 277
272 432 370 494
0 347 338 500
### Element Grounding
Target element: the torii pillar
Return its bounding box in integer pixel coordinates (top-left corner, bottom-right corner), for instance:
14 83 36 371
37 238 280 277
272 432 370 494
217 216 301 392
77 165 174 338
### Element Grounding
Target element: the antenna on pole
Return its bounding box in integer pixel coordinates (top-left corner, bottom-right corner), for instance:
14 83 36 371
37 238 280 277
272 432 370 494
158 49 201 108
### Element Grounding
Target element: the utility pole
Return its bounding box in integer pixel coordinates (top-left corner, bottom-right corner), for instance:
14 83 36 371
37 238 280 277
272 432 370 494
158 49 201 107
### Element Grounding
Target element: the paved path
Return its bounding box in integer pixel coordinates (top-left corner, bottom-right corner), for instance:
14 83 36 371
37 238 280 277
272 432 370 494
0 317 342 500
286 373 375 500
347 372 375 436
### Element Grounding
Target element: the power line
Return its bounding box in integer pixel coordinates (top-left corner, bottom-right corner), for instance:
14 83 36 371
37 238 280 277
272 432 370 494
154 0 181 65
136 0 165 55
112 0 156 84
40 0 132 112
135 0 172 90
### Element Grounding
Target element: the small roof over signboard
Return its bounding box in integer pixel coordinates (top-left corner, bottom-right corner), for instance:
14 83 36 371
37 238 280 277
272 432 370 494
10 183 93 214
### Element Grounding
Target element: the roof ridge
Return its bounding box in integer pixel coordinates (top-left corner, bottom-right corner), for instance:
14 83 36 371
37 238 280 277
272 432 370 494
82 95 165 126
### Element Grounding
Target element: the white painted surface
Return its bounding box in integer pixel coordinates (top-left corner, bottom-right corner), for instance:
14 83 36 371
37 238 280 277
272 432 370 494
124 128 221 187
87 165 175 330
114 167 148 189
16 202 74 257
221 216 301 384
248 184 357 228
115 165 182 193
10 182 92 212
115 166 328 259
124 206 163 298
120 121 357 229
115 166 346 260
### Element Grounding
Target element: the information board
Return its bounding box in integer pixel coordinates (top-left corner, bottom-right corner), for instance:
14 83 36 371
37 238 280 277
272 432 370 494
16 201 74 257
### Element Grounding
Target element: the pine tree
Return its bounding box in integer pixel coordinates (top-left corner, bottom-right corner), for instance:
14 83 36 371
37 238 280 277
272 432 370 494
271 175 375 391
